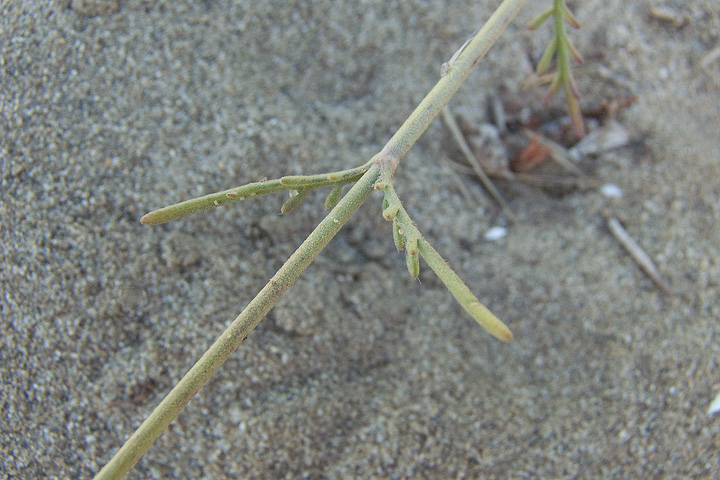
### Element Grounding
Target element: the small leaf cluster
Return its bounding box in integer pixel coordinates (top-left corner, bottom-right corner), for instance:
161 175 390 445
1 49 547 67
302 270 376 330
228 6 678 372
374 169 513 342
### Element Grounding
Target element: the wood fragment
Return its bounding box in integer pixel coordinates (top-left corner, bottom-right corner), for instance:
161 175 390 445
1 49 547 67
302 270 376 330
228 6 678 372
569 120 630 159
584 95 638 122
649 6 690 29
489 94 507 134
607 216 674 295
444 157 598 191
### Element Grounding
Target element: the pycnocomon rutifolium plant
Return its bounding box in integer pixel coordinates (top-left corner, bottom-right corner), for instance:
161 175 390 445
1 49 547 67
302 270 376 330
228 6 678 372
94 1 584 478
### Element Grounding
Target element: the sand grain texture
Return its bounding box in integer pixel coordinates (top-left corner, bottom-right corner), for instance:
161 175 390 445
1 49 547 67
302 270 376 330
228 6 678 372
2 1 719 478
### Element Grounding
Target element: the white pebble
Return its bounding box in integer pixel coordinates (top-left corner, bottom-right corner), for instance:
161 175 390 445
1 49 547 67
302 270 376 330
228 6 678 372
484 226 507 241
600 183 623 199
708 391 720 416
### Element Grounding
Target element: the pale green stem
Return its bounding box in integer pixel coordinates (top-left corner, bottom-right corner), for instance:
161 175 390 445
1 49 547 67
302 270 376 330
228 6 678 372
93 166 380 480
141 164 369 225
142 0 526 226
553 0 585 137
417 238 513 342
554 0 570 82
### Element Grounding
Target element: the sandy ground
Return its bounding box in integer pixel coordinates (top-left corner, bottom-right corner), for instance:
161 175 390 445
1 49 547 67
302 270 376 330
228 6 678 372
2 1 719 478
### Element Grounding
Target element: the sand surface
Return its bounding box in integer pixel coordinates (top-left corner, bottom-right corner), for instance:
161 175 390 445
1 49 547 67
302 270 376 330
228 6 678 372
2 1 719 478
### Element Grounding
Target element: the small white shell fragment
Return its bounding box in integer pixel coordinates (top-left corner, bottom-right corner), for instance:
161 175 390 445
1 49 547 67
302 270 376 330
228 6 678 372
600 183 623 199
708 391 720 416
484 226 507 241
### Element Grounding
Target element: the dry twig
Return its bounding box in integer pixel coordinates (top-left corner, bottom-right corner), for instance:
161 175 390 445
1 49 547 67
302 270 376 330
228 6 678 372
441 107 515 219
607 216 674 295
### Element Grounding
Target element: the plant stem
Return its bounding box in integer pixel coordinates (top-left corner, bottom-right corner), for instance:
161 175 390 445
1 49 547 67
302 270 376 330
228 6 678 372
552 0 585 137
94 166 380 480
140 164 370 225
417 238 513 341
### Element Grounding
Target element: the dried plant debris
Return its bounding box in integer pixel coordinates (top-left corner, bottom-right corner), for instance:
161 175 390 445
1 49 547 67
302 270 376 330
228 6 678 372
442 107 514 218
649 6 691 29
583 94 638 124
445 93 609 199
511 133 552 173
607 216 674 295
569 120 631 159
445 86 636 201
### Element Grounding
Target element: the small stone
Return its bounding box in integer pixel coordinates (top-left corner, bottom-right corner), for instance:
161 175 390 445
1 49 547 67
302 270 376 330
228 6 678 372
600 184 623 199
708 391 720 416
484 226 507 241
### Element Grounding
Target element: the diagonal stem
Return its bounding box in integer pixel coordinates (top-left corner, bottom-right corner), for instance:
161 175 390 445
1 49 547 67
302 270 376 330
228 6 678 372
93 166 380 480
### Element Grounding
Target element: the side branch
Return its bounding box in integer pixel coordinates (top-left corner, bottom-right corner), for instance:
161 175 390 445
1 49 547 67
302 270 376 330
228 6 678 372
379 181 513 342
141 164 370 225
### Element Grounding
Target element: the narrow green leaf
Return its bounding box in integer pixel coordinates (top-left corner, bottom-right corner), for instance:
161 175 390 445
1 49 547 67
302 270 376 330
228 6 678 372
528 7 553 30
406 250 420 279
563 4 581 29
405 236 419 256
382 204 400 221
324 184 343 210
536 37 558 75
566 36 584 64
543 70 562 105
279 175 311 187
564 81 586 138
465 301 514 342
281 189 309 214
393 219 406 252
140 179 286 225
567 71 581 99
326 167 365 182
416 238 513 342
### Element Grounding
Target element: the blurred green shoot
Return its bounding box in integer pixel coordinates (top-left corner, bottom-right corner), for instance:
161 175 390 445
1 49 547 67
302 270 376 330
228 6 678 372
529 0 585 138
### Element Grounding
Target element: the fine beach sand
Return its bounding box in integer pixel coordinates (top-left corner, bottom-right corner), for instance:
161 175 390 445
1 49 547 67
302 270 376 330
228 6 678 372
2 1 719 478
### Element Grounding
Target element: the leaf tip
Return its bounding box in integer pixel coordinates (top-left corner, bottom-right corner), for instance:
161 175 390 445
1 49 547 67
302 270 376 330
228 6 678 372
495 325 514 342
467 301 513 342
406 251 420 279
140 212 162 225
